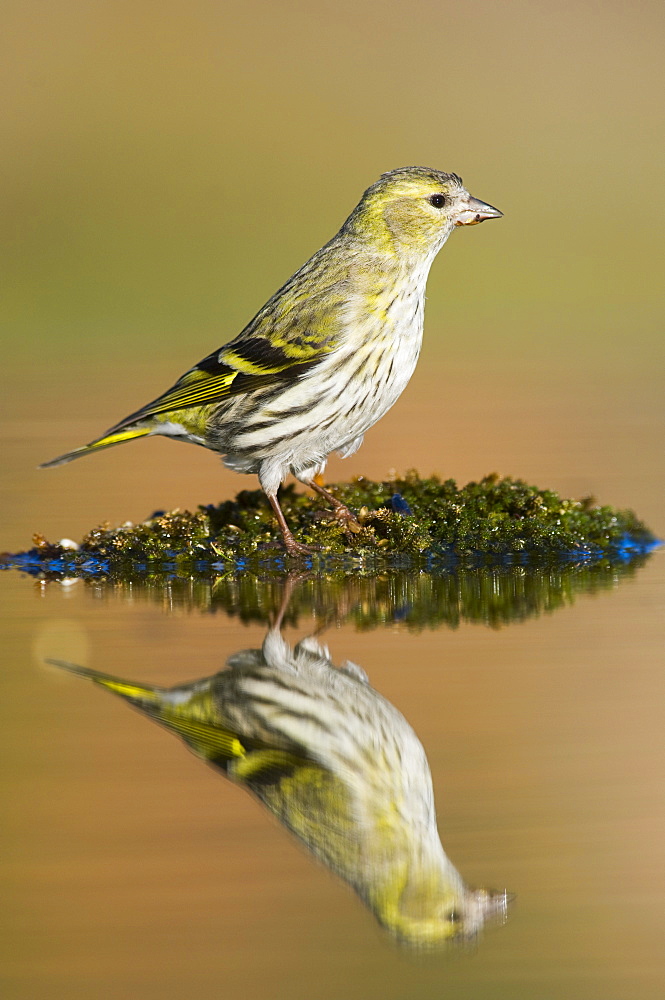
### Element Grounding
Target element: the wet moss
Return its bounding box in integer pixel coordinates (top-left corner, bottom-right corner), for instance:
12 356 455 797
4 472 658 575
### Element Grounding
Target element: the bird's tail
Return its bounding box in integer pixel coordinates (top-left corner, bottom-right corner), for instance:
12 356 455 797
46 659 246 764
40 427 151 468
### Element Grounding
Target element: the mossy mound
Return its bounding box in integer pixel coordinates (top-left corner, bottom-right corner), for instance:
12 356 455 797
3 473 658 577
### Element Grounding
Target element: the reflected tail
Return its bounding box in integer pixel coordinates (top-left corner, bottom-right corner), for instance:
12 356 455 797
47 659 163 707
47 659 246 764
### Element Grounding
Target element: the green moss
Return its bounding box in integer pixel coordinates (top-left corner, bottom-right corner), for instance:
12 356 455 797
71 472 655 564
81 508 212 562
6 473 656 581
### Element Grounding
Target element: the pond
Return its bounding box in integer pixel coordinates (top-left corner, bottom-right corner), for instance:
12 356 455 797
0 346 665 1000
3 444 664 999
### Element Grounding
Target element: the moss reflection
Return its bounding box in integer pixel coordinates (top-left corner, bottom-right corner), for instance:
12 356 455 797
58 556 652 630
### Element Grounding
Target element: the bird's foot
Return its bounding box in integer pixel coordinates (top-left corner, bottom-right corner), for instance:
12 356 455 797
315 503 362 534
332 504 362 534
305 480 361 533
282 535 320 558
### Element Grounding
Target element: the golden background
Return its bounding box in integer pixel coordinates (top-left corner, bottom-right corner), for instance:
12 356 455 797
3 0 663 546
2 3 664 999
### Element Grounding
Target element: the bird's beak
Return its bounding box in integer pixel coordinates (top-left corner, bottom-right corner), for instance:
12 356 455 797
455 195 503 226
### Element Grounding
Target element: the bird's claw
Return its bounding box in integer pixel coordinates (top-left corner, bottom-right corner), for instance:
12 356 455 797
315 504 362 533
333 505 362 534
282 537 321 558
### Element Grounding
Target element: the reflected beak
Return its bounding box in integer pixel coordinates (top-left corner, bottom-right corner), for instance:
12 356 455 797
455 195 503 226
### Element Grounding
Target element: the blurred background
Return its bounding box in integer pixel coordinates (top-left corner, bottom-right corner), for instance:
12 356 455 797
2 0 664 547
2 3 665 999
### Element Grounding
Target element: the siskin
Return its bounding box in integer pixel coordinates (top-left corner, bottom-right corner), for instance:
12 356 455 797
42 167 502 554
49 623 510 947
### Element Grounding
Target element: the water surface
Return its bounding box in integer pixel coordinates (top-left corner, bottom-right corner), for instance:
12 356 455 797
3 553 664 999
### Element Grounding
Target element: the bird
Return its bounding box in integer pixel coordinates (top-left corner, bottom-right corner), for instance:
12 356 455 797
48 619 510 947
41 166 502 555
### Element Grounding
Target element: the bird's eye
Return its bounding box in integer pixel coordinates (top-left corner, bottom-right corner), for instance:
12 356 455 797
429 194 447 209
447 910 461 923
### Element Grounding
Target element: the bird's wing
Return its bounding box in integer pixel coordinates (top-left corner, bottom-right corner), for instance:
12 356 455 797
119 348 322 422
107 274 347 430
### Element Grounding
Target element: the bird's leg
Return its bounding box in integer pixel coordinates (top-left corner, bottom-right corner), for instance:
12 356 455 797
306 479 360 530
266 492 317 557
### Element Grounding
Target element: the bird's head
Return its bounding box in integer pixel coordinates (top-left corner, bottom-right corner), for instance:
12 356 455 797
344 166 502 258
378 872 513 948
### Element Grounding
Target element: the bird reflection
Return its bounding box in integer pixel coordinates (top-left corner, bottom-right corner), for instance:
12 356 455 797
50 597 510 948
